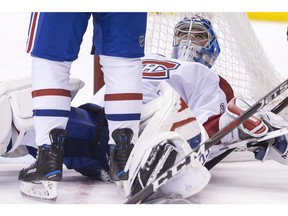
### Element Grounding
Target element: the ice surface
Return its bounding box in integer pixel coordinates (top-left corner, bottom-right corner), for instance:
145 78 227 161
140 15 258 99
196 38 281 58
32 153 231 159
1 155 288 204
0 13 288 213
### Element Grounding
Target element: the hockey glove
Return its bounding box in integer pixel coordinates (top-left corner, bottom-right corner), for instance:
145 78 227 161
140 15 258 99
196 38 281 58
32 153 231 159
219 95 268 144
252 110 288 165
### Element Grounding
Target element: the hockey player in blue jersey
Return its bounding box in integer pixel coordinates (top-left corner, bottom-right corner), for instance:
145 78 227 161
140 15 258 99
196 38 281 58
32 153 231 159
18 12 147 201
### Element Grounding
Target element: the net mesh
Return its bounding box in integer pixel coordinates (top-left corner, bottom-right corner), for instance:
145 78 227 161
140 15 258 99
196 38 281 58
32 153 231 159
145 12 288 162
146 12 287 117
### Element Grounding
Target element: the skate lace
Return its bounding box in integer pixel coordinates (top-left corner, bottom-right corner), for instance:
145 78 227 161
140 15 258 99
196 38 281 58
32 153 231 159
21 144 49 171
21 160 37 172
116 144 133 164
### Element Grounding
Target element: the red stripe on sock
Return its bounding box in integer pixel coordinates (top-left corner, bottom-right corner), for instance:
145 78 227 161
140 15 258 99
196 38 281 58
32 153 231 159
32 89 71 98
104 93 143 101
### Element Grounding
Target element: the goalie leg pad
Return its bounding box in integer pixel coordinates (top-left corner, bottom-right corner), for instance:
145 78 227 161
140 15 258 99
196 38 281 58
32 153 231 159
159 162 211 199
117 82 210 199
0 94 13 155
159 137 211 199
0 76 84 156
130 142 177 197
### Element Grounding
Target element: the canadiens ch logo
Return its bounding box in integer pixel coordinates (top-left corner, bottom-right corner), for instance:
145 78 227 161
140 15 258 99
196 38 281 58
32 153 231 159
142 59 180 80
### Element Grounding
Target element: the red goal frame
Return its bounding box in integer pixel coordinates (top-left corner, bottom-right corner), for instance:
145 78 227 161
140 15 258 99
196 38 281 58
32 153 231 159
93 55 104 94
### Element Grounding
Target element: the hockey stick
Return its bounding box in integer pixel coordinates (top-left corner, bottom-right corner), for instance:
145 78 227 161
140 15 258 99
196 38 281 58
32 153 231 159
271 96 288 114
216 127 288 152
125 79 288 204
205 95 288 170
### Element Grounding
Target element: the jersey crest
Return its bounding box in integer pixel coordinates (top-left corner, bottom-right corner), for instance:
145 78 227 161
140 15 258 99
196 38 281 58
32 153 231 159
142 59 180 80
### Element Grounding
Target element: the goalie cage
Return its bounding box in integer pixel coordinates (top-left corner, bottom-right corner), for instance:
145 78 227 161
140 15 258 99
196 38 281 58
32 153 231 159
91 12 287 162
144 12 288 162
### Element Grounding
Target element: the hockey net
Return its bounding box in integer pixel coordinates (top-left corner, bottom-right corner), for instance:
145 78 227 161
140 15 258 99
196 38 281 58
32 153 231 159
145 12 287 162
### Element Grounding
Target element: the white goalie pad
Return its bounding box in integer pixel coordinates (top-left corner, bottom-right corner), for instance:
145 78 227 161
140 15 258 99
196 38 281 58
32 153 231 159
0 94 12 155
0 76 85 155
118 81 211 198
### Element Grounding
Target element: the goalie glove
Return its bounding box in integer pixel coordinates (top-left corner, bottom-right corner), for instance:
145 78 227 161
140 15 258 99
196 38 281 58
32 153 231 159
251 110 288 165
219 95 268 144
219 95 288 165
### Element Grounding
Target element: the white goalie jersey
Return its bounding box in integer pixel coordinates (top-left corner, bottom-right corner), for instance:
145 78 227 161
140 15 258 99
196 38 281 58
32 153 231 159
91 53 232 138
141 53 230 125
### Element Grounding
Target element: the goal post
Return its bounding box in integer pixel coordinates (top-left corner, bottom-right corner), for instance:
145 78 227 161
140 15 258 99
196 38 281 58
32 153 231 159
93 55 104 94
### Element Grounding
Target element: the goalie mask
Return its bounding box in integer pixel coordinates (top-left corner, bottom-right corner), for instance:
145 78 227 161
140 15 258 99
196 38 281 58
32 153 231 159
172 16 220 68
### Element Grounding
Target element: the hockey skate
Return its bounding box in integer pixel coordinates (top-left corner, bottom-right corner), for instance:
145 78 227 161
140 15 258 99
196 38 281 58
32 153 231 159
18 128 68 201
109 128 134 181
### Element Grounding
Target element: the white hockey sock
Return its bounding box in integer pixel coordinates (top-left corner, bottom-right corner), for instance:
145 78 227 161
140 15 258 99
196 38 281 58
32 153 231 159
31 57 72 146
100 55 143 145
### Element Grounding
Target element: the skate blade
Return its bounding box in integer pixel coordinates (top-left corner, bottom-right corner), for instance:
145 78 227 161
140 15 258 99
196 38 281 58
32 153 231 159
20 181 58 202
